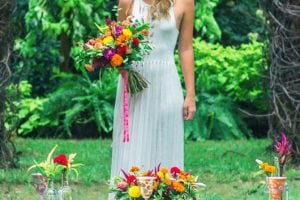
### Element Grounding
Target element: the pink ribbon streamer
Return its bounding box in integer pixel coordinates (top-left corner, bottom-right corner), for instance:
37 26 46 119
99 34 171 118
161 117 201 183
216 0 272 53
121 69 129 142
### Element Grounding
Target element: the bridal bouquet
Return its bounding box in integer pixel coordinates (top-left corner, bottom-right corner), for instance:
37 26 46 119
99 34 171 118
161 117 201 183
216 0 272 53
110 165 205 199
76 17 153 94
76 18 153 143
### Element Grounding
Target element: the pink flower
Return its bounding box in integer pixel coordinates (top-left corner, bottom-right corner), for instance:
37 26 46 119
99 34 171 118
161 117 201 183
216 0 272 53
117 181 128 191
275 132 291 156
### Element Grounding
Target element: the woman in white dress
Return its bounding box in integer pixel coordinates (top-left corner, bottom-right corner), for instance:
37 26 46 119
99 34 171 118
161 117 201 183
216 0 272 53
109 0 195 198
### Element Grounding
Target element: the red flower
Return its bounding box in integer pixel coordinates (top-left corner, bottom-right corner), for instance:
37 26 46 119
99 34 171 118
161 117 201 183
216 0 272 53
117 46 127 56
132 38 139 47
170 167 181 174
126 175 137 185
53 154 68 166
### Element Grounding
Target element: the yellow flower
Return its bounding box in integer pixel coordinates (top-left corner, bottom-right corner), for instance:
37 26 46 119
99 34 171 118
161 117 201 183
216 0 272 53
102 36 114 45
186 175 196 183
157 171 164 179
128 186 141 198
122 29 132 40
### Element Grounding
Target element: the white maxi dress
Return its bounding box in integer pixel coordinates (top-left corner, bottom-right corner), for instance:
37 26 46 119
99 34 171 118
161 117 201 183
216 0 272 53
109 0 184 198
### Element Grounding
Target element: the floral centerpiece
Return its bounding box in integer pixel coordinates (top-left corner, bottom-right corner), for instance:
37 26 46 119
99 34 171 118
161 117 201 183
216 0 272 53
75 17 153 143
255 132 291 200
28 145 82 199
110 165 205 199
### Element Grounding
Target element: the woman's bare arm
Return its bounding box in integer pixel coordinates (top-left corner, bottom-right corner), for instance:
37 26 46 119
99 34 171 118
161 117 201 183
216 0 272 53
178 0 195 120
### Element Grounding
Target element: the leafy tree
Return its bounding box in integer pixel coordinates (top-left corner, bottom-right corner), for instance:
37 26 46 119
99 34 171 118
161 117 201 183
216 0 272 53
194 0 221 42
214 0 266 45
15 0 114 95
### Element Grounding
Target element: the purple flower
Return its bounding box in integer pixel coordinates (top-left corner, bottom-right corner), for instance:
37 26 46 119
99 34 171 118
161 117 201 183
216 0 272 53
275 132 291 156
92 57 108 69
105 18 112 25
103 47 116 60
115 26 123 36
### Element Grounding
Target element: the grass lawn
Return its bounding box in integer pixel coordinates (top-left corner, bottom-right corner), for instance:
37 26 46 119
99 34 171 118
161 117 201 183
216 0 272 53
0 138 299 200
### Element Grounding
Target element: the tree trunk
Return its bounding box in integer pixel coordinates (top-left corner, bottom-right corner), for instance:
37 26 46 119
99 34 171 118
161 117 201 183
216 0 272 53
263 0 300 162
59 11 72 72
0 0 18 169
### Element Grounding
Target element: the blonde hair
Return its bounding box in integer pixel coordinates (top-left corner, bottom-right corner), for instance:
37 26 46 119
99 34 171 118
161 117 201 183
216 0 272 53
148 0 173 20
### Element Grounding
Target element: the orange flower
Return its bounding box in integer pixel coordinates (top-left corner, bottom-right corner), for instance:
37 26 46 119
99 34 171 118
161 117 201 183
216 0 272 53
153 181 159 190
95 37 103 43
116 34 128 47
164 178 172 186
85 64 94 72
142 172 148 176
141 29 149 36
94 42 102 49
160 167 168 174
105 30 112 37
130 166 140 173
173 182 185 193
265 165 276 173
110 54 123 67
179 174 190 182
260 163 268 170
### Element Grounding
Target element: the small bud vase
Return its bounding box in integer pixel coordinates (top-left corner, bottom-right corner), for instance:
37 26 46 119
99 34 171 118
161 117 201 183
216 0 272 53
58 174 72 200
45 179 59 200
136 176 156 199
266 177 288 200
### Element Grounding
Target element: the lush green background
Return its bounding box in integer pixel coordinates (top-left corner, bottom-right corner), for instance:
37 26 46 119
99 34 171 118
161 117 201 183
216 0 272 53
1 139 299 199
6 0 269 140
3 1 290 199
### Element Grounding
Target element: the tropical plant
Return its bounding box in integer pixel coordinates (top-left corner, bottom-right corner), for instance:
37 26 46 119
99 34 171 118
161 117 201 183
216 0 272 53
185 92 252 140
5 72 117 138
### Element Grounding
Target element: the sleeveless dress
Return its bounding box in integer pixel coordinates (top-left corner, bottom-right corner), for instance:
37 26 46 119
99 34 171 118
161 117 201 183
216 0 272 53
109 0 184 198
